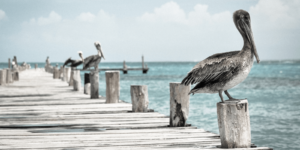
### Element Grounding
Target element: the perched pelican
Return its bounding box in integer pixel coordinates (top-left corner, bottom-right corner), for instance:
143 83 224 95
82 42 105 71
181 9 260 102
63 51 84 68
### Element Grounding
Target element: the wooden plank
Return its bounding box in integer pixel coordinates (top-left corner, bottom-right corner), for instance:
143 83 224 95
0 69 272 150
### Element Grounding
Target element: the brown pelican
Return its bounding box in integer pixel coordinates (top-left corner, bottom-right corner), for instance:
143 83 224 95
181 9 260 102
63 51 84 68
82 42 105 71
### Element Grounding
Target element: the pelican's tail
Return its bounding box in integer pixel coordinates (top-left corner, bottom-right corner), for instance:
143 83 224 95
181 72 195 86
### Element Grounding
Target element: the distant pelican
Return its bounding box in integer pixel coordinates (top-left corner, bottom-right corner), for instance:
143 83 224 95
181 9 260 102
82 42 105 71
63 51 84 68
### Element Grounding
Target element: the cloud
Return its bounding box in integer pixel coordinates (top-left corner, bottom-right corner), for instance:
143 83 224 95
24 11 62 26
14 10 118 61
77 10 115 23
138 1 186 24
250 0 300 29
0 9 6 20
138 1 231 27
77 12 96 22
248 0 300 60
5 1 300 62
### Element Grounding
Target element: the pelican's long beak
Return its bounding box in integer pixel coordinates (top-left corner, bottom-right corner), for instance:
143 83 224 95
97 46 105 60
239 18 260 63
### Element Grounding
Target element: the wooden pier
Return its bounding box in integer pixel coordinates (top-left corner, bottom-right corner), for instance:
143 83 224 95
0 69 272 149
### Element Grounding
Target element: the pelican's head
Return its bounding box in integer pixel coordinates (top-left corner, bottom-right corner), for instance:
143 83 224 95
233 9 260 63
78 51 84 62
94 41 105 60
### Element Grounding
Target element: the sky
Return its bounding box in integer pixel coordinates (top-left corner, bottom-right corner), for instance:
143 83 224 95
0 0 299 62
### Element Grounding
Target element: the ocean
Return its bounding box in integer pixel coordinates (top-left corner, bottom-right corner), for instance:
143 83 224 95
1 60 300 150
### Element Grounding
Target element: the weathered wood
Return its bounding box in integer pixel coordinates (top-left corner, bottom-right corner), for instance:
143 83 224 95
0 69 272 150
105 71 120 103
13 72 19 81
0 69 7 85
6 69 13 83
130 85 149 112
69 69 74 86
84 73 90 94
90 71 99 99
59 66 63 79
73 70 81 91
35 64 37 70
63 68 71 82
53 67 56 79
8 58 11 69
169 83 190 127
123 61 128 74
142 55 144 68
53 67 59 79
217 99 251 148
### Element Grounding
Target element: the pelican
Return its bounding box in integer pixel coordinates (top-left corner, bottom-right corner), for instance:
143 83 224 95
181 9 260 102
63 51 84 68
82 41 105 71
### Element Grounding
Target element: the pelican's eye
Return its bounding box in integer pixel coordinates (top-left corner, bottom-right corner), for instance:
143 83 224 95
240 14 244 19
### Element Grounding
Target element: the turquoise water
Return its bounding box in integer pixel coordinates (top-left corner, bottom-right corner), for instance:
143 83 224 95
1 61 300 149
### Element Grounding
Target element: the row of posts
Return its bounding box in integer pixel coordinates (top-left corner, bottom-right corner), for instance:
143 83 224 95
46 66 252 148
0 63 30 86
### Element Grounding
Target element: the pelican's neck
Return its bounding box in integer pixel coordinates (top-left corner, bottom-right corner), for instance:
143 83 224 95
241 34 252 52
240 33 254 60
97 50 101 57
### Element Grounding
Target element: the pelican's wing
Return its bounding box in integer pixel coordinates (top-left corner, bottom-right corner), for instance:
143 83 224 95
63 57 73 67
181 51 240 86
83 55 97 70
71 60 83 67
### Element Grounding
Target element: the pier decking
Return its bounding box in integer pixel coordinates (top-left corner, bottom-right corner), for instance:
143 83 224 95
0 69 272 149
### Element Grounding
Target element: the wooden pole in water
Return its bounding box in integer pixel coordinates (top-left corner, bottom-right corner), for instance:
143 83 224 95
53 67 56 79
0 69 7 86
66 68 71 83
142 55 144 69
84 73 91 95
169 82 190 127
69 68 74 86
63 68 71 83
130 85 149 112
59 66 63 79
35 64 37 70
13 72 19 81
105 71 120 103
62 68 66 81
8 59 11 69
55 67 60 79
90 71 99 99
123 61 127 74
53 67 59 79
217 99 251 148
6 69 13 83
73 70 81 91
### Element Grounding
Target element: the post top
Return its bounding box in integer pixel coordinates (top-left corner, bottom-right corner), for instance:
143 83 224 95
218 99 248 105
105 71 120 73
131 85 147 86
170 82 181 84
